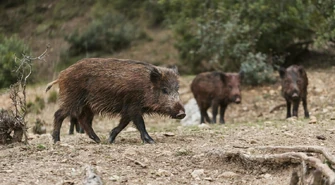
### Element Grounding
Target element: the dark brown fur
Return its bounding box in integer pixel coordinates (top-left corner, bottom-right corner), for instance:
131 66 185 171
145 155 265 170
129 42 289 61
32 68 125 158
191 71 243 124
47 58 185 144
279 65 309 118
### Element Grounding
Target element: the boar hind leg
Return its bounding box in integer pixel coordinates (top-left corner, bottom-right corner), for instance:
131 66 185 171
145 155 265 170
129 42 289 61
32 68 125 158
302 97 309 118
219 103 228 124
212 102 219 123
133 115 154 144
78 107 100 143
285 99 292 118
108 116 131 143
53 108 68 143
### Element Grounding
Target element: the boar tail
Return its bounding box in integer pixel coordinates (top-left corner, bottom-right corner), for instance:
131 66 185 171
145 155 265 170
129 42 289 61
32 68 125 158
45 79 58 92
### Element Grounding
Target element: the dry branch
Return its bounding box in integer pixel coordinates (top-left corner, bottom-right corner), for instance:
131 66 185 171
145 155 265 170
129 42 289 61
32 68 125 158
125 156 147 168
269 103 286 113
255 146 335 165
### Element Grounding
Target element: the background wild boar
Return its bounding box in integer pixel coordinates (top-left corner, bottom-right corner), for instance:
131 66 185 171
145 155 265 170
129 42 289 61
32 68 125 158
191 71 243 124
279 65 309 118
46 58 186 144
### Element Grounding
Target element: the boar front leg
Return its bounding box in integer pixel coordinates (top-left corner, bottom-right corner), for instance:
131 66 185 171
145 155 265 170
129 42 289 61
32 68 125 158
133 115 155 144
302 97 309 118
292 100 299 117
285 98 292 118
109 116 131 143
219 103 228 124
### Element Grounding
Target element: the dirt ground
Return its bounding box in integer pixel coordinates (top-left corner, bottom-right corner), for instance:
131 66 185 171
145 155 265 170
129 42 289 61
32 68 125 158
1 67 335 185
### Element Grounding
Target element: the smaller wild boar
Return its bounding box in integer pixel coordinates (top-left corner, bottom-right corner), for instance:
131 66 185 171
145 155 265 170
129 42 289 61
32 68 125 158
191 71 243 124
279 65 309 118
46 58 186 144
68 117 85 135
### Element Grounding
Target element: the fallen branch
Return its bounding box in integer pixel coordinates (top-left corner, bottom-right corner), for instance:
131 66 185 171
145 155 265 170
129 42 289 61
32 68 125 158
125 156 147 168
269 103 286 113
255 146 335 165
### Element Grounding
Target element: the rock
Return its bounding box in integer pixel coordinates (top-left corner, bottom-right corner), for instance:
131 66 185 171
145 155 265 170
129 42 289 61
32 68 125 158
191 169 204 180
263 173 272 179
125 127 137 132
198 124 210 129
242 106 248 111
181 98 212 126
218 171 238 178
83 165 103 185
163 132 175 137
250 140 257 144
316 135 326 140
109 175 120 181
204 177 213 181
309 116 317 124
156 169 170 177
269 90 275 95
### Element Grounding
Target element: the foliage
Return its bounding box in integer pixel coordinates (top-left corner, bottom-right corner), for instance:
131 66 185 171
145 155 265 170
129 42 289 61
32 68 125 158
27 96 45 114
161 0 335 75
0 34 32 89
240 53 276 86
47 90 58 103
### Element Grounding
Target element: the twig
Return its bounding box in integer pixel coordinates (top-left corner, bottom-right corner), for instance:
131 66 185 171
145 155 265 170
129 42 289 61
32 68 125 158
125 156 147 168
269 103 286 113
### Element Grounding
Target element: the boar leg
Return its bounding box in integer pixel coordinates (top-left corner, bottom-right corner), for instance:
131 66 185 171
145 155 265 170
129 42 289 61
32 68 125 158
52 108 68 143
292 100 299 117
219 103 228 124
212 102 219 123
133 115 155 144
69 117 76 135
302 97 310 118
78 107 100 143
285 99 292 118
108 116 131 143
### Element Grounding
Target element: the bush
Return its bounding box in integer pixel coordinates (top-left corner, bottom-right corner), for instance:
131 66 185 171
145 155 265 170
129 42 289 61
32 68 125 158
27 96 45 114
47 90 58 103
0 34 32 89
240 53 276 86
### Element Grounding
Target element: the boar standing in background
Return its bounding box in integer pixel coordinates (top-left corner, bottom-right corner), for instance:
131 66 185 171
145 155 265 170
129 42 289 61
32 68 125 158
279 65 309 118
46 58 186 144
68 117 85 135
191 71 243 124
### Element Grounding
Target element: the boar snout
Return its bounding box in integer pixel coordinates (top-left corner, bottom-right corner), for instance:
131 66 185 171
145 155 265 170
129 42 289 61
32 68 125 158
292 92 299 100
234 95 241 104
171 103 186 119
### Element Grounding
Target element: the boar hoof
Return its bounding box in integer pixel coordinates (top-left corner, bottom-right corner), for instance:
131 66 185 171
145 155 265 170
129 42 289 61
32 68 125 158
142 135 155 144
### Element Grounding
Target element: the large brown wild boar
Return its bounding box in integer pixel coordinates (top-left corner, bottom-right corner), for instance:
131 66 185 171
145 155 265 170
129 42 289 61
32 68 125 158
191 71 243 124
46 58 186 144
279 65 309 118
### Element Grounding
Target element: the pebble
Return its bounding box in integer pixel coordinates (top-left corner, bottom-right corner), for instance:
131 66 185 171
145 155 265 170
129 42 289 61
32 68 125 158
191 169 204 180
218 171 238 178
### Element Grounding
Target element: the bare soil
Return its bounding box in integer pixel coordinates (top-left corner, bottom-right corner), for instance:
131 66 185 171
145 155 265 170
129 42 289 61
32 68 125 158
1 67 335 185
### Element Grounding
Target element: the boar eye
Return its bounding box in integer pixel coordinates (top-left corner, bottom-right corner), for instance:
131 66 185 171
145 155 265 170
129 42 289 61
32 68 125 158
162 88 169 94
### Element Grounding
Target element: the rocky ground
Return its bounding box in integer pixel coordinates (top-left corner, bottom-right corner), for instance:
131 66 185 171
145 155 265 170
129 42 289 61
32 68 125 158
1 67 335 185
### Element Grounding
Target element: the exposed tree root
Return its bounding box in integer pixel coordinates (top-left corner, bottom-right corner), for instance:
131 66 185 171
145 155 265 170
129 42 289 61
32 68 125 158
208 146 335 185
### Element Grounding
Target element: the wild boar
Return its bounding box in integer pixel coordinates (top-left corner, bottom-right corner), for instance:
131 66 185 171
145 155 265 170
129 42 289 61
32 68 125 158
191 71 243 124
46 58 186 144
279 65 309 118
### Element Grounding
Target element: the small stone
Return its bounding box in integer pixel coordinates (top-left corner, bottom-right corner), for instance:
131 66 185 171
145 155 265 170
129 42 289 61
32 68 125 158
191 169 204 180
163 132 175 137
242 107 248 111
316 135 326 140
309 116 317 124
198 124 210 129
269 90 275 95
204 177 213 181
109 175 120 181
250 140 257 144
156 169 170 177
125 127 137 132
263 173 271 179
218 171 238 178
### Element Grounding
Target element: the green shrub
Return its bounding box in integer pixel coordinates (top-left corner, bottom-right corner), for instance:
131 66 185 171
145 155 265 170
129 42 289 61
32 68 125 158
27 96 45 114
0 34 32 89
47 90 58 103
240 53 276 86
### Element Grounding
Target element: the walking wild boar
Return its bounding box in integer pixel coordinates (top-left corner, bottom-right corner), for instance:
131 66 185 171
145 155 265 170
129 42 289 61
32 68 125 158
46 58 186 144
191 71 243 124
279 65 309 118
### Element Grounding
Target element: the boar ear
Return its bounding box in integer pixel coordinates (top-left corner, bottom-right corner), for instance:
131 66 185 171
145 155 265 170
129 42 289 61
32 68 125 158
279 67 286 79
238 70 244 80
169 65 179 75
150 67 162 84
219 73 228 84
297 65 305 75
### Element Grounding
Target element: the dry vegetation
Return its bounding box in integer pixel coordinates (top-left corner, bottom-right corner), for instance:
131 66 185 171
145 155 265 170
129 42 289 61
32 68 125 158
0 66 335 184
